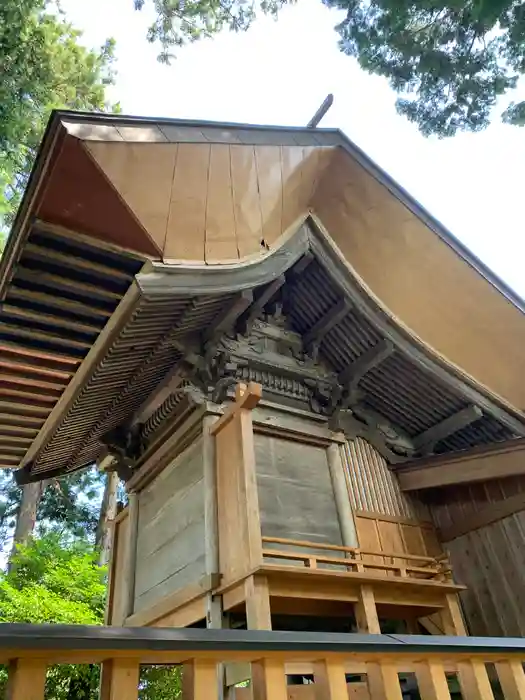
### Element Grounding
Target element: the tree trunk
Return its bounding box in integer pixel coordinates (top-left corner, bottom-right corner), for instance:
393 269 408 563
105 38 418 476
96 470 119 567
9 480 45 566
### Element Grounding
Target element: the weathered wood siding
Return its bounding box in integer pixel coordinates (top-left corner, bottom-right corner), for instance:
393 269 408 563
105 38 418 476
254 433 343 548
134 439 205 613
343 438 442 560
343 438 428 519
428 476 525 636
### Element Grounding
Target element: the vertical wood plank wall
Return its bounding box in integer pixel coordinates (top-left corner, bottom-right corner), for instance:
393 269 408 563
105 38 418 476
428 477 525 636
343 438 442 559
86 142 335 263
133 439 206 613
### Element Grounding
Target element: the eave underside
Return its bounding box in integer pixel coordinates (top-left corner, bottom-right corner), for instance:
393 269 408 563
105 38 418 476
13 219 525 483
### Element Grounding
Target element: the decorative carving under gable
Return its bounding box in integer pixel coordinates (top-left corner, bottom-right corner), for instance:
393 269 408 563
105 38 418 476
205 309 341 411
109 306 421 475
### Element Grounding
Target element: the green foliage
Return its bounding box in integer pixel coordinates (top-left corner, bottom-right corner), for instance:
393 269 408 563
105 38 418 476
134 0 291 62
0 534 182 698
0 534 105 699
0 0 118 224
1 534 106 623
0 467 105 552
137 0 525 136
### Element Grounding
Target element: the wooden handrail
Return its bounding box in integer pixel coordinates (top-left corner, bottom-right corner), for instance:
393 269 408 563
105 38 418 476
261 535 443 565
3 625 525 700
262 548 442 578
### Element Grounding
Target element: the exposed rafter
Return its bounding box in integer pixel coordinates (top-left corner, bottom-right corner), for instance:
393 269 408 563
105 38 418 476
338 339 394 407
412 405 483 455
304 298 352 361
241 275 286 333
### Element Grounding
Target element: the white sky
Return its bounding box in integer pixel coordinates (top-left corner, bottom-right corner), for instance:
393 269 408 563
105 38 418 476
61 0 525 298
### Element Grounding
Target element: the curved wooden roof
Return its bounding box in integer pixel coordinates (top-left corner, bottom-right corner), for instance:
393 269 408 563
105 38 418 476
1 110 523 480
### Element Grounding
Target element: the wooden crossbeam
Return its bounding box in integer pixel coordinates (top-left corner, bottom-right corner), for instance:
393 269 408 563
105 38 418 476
203 289 253 344
303 298 352 356
396 437 525 491
413 405 483 455
243 276 286 331
338 339 394 388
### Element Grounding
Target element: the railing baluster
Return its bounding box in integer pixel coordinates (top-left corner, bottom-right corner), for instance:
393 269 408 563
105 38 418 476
495 660 525 700
313 658 348 699
457 660 495 700
182 659 220 700
414 660 451 700
99 658 140 700
252 657 288 700
366 661 404 700
6 658 47 700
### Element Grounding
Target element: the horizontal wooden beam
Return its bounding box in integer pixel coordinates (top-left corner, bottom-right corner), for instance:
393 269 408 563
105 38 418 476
440 489 525 542
413 405 483 455
397 438 525 491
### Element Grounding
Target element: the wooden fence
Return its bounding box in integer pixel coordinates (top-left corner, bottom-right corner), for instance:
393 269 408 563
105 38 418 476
3 624 525 699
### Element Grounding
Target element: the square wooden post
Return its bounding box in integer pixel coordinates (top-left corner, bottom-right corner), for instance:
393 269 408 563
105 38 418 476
252 658 288 700
182 659 220 700
314 658 349 699
99 658 140 700
7 658 47 700
245 574 272 630
442 593 467 635
457 660 494 700
355 584 381 634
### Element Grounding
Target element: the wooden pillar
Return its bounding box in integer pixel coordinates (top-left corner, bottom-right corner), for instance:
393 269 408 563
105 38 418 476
366 662 403 700
213 383 263 581
7 659 47 700
327 443 358 547
314 658 349 699
123 492 139 622
495 660 525 700
442 593 467 635
457 660 494 700
414 661 451 700
182 659 220 700
355 584 380 634
203 414 219 578
252 658 288 700
99 659 140 700
245 574 272 630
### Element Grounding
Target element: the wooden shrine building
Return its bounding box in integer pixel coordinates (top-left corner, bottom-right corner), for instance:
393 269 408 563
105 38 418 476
1 110 525 699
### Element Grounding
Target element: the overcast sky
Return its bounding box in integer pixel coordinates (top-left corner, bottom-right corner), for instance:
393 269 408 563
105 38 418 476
61 0 525 299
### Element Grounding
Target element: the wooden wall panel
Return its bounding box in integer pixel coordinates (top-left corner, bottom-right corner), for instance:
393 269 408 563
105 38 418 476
427 474 525 533
445 514 525 636
354 512 442 564
87 141 335 264
85 142 177 254
134 439 205 614
312 148 525 410
343 438 428 520
426 473 525 636
254 433 343 551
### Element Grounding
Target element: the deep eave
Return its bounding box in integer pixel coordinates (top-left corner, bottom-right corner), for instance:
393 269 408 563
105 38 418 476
1 109 525 481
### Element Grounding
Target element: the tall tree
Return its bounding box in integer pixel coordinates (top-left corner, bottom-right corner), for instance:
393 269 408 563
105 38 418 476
136 0 525 136
3 467 105 563
0 0 118 223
